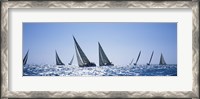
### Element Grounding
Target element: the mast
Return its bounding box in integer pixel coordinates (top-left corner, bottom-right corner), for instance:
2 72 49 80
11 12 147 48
55 50 65 65
98 42 113 66
147 51 154 65
159 53 167 65
68 55 74 65
134 51 141 65
73 36 96 67
23 50 29 65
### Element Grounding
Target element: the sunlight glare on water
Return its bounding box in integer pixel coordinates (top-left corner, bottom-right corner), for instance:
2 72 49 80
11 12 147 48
23 64 177 76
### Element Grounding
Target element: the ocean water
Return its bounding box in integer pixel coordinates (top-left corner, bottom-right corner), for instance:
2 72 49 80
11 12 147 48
23 64 177 76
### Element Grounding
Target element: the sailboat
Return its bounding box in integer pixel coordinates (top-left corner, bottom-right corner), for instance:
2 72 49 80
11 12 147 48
159 53 167 65
134 51 141 65
23 50 29 65
73 36 96 67
68 55 74 65
55 50 65 65
129 58 134 65
98 42 114 66
147 51 154 65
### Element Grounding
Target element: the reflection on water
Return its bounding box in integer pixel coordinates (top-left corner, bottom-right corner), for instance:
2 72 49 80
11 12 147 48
23 64 177 76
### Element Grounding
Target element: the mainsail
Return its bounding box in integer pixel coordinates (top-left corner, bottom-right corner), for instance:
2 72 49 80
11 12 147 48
147 51 154 65
55 51 65 65
23 50 29 65
159 53 167 65
68 55 74 65
73 36 96 67
98 42 114 66
134 51 141 65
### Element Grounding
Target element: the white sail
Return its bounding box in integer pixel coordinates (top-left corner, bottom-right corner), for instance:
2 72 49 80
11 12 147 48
55 51 65 65
98 42 113 66
147 51 154 65
134 51 141 65
23 50 29 65
68 55 74 65
159 53 167 65
129 58 134 65
73 36 96 67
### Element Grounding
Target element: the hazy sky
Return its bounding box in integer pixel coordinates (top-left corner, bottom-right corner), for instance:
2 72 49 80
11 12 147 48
23 22 177 65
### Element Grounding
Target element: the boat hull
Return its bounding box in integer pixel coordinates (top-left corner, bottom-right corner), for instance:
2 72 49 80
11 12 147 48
79 62 96 67
100 63 114 66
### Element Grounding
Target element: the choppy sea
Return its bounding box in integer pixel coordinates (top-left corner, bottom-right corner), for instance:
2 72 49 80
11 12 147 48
23 64 177 76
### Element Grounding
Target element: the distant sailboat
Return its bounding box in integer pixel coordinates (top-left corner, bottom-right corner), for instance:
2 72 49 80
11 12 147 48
68 55 74 65
147 51 154 65
159 53 167 65
98 42 114 66
55 50 65 65
134 51 141 65
73 36 96 67
129 58 134 65
23 50 29 65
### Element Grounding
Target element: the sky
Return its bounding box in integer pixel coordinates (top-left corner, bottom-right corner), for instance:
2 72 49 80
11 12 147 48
23 22 177 65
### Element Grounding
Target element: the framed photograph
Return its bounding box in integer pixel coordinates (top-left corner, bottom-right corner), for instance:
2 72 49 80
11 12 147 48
1 1 199 98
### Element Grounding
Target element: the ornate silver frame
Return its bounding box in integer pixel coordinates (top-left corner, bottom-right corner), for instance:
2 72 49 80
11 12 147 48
1 1 199 99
